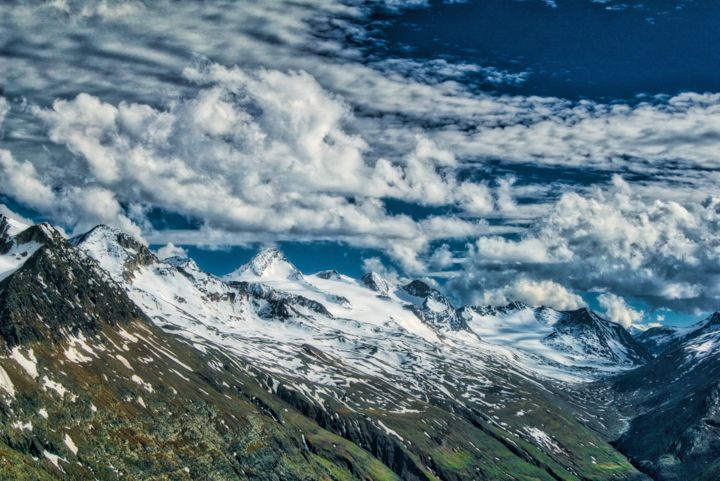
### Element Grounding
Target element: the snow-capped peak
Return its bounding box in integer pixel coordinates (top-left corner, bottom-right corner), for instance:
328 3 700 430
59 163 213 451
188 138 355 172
360 271 391 296
71 225 126 251
0 218 66 282
0 213 31 239
164 255 200 272
71 225 156 281
224 246 303 282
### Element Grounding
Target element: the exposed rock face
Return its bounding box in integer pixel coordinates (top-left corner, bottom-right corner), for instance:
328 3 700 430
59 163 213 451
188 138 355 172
0 225 146 348
401 280 469 331
546 308 651 365
635 325 685 357
361 272 390 296
70 225 157 282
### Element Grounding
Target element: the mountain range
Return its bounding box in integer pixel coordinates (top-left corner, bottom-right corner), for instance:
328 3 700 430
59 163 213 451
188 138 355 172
0 214 717 480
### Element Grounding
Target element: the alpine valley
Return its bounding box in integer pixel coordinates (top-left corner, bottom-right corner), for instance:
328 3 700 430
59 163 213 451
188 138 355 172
0 214 717 481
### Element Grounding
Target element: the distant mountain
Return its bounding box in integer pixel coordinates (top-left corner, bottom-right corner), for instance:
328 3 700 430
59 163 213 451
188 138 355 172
634 325 690 357
0 218 654 480
399 280 469 331
224 246 303 282
461 304 650 381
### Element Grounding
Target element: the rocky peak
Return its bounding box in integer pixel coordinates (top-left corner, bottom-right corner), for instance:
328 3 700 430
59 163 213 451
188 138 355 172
71 225 157 282
164 255 200 272
224 246 303 282
0 231 147 348
635 325 684 357
0 216 11 251
546 308 651 365
360 272 391 296
315 269 341 280
398 280 467 331
402 279 435 298
696 312 720 333
471 301 531 317
0 213 31 239
14 223 64 246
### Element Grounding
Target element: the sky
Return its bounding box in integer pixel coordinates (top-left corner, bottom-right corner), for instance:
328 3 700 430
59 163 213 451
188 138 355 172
1 0 719 327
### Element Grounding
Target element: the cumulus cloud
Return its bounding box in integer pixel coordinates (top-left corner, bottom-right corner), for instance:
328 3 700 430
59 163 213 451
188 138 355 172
0 97 8 127
20 64 493 269
448 176 720 312
156 243 188 260
473 278 585 310
0 149 56 210
598 293 644 328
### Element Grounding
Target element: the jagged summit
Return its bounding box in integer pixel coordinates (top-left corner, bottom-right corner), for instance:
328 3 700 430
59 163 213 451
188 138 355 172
0 213 31 240
314 269 341 280
224 246 303 282
360 271 391 296
163 255 200 272
548 308 651 365
693 311 720 333
0 225 147 348
71 225 157 281
471 300 530 317
401 279 436 298
636 311 720 357
0 218 64 283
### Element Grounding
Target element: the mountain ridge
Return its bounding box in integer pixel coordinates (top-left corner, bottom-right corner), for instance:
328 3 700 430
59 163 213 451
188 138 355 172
0 217 690 480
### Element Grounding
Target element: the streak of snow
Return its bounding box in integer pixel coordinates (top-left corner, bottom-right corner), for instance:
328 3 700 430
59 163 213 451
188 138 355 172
10 347 38 379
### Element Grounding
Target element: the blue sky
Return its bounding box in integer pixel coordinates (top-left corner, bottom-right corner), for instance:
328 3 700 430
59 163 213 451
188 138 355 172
1 0 718 327
379 0 720 100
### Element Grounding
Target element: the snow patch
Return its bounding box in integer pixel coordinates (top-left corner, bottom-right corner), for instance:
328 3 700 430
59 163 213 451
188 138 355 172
524 427 564 454
43 450 67 472
64 433 78 455
115 354 133 370
42 376 72 399
10 347 38 379
131 374 154 393
0 365 15 396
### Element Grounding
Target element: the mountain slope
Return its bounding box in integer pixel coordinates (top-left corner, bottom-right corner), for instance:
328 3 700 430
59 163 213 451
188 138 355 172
0 220 405 480
65 226 648 480
461 304 650 381
634 324 694 358
608 312 720 481
0 218 652 480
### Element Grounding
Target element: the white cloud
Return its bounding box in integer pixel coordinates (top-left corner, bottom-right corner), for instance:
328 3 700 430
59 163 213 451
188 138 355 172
473 237 553 264
156 243 188 260
1 0 720 317
598 293 644 328
361 256 402 284
23 66 496 269
44 0 145 18
0 97 8 127
0 149 56 210
476 278 585 311
448 176 720 312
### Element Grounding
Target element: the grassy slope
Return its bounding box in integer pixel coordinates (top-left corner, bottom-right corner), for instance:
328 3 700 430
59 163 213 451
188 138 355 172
0 317 647 480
